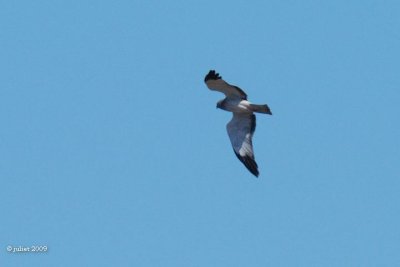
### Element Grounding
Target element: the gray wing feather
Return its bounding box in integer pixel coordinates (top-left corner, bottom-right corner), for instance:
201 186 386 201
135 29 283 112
204 70 247 100
226 113 259 177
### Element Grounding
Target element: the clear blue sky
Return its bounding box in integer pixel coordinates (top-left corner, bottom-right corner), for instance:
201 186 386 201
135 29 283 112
1 0 400 266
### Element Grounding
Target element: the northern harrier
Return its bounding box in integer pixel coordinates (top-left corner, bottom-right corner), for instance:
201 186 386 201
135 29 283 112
204 70 272 177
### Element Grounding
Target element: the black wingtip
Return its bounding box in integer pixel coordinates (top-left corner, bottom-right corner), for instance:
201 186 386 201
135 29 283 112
246 158 259 177
248 167 259 178
233 151 259 178
204 70 222 82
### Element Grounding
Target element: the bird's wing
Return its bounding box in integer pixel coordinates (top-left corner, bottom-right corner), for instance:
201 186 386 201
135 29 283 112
226 113 259 177
204 70 247 100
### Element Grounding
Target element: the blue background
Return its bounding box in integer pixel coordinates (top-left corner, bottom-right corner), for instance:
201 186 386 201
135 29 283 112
1 0 400 266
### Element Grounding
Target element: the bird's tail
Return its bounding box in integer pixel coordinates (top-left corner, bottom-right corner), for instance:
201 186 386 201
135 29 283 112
250 104 272 115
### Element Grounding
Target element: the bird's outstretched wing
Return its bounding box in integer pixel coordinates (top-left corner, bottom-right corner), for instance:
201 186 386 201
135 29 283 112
227 113 259 177
204 70 247 100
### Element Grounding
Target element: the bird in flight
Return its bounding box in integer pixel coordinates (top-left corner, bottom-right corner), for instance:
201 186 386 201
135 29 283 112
204 70 272 177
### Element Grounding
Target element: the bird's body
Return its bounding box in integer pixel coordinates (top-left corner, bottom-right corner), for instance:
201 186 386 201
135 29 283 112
204 70 272 177
218 98 249 113
218 98 270 114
